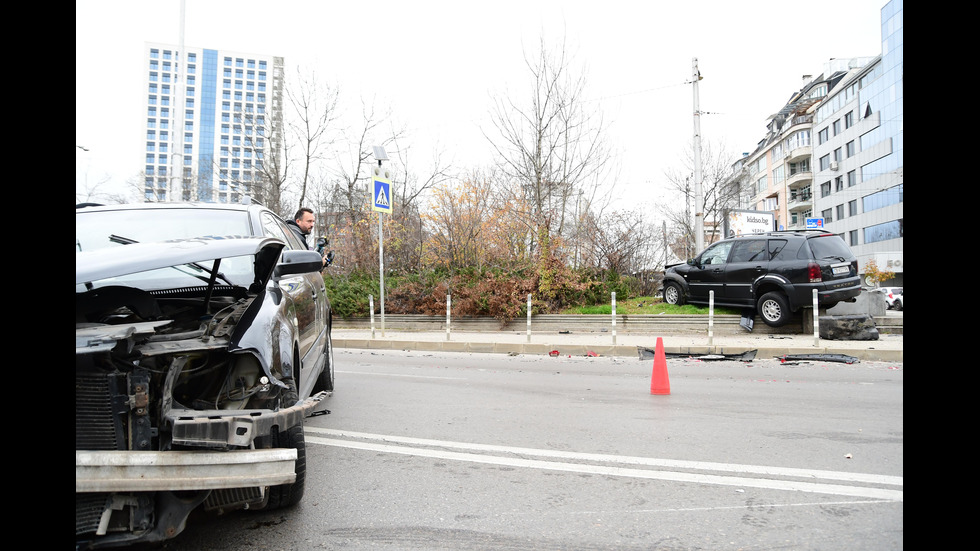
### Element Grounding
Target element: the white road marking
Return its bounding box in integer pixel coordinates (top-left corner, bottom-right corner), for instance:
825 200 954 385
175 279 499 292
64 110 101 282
305 428 902 502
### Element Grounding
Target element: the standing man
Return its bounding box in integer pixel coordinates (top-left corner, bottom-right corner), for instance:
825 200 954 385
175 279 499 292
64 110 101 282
286 207 316 250
286 207 329 267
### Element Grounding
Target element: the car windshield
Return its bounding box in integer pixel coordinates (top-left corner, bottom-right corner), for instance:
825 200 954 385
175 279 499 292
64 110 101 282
807 234 853 260
78 253 257 292
76 208 250 252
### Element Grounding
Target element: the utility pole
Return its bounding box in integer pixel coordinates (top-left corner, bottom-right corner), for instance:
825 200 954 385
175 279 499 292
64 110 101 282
692 58 704 253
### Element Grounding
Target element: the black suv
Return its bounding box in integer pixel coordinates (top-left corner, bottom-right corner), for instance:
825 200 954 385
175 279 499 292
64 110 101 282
662 231 861 327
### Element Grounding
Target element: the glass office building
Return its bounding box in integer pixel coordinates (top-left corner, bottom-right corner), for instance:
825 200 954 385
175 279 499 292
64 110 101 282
812 0 903 284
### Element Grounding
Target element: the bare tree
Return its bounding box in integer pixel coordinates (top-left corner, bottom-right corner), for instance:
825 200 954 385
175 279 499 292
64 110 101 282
661 140 743 258
484 34 613 252
247 67 339 215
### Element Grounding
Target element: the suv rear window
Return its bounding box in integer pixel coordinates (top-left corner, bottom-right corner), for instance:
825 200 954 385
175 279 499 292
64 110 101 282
807 234 853 260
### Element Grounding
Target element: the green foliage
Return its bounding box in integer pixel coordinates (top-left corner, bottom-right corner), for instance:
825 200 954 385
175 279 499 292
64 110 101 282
322 270 378 319
325 270 738 319
569 297 739 315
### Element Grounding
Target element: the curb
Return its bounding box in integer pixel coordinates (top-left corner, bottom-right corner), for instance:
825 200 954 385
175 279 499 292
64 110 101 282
334 338 903 363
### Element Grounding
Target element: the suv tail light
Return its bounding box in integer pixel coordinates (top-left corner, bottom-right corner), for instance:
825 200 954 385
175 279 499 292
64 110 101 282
807 262 822 283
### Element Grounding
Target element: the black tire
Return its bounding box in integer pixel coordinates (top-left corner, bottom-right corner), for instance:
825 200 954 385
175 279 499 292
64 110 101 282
894 298 902 311
663 282 686 306
259 379 306 510
757 291 791 327
313 331 334 393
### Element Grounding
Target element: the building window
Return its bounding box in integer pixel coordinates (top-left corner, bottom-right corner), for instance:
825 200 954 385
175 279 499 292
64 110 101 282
846 141 855 157
849 230 858 246
832 119 841 135
848 200 858 217
821 209 833 223
844 111 854 129
836 204 844 220
818 155 830 171
835 176 843 192
864 219 902 244
818 127 829 144
833 148 842 162
847 170 857 187
820 181 831 197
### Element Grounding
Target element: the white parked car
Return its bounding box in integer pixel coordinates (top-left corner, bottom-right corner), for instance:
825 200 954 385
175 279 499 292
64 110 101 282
879 286 903 309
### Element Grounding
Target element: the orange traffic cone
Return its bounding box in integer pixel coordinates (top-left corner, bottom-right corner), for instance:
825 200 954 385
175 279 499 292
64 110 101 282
650 337 670 395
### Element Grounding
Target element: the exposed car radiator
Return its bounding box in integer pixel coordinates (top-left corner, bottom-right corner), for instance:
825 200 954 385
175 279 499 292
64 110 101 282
75 372 127 451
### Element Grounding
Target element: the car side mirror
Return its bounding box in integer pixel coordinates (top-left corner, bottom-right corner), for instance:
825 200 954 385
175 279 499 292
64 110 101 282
274 250 324 279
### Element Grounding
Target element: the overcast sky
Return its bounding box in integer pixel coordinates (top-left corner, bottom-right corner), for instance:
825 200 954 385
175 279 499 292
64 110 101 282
76 0 886 209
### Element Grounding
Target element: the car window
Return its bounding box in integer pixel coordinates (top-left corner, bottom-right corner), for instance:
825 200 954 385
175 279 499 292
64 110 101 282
260 211 306 250
699 241 733 265
729 240 768 263
808 234 853 260
767 239 787 259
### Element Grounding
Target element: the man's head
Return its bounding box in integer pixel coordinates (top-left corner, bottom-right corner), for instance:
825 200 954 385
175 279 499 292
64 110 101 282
293 207 315 234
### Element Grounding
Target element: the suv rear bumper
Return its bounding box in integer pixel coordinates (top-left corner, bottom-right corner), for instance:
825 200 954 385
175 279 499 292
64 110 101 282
789 281 862 310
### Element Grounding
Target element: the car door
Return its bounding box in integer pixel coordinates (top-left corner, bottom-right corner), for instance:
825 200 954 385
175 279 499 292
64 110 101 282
686 241 733 303
723 238 770 305
259 212 326 376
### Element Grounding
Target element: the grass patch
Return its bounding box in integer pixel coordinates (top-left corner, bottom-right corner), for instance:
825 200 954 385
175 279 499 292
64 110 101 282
564 296 740 316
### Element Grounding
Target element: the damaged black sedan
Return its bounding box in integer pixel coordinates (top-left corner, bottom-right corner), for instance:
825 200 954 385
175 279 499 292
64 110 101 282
76 233 333 549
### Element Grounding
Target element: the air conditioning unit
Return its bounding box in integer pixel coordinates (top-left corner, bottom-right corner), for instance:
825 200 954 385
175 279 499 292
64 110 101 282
829 161 839 171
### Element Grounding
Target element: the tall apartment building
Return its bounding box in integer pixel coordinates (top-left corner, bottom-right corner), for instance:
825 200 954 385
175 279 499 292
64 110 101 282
142 43 284 203
812 0 903 286
732 0 902 286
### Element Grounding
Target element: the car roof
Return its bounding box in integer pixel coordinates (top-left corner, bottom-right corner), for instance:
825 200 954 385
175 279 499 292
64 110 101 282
76 201 260 214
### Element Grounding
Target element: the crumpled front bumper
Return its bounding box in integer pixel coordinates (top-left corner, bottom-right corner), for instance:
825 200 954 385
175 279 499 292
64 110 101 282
76 391 329 493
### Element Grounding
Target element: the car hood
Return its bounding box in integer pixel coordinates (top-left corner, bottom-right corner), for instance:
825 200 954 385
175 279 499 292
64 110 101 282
76 236 286 287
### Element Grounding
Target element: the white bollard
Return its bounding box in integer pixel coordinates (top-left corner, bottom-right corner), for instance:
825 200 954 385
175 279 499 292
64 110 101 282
446 293 452 341
812 289 819 347
527 294 532 343
708 290 714 346
611 292 617 345
369 295 375 339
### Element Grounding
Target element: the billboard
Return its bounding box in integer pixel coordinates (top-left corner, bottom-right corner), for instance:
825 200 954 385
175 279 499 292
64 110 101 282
724 210 775 238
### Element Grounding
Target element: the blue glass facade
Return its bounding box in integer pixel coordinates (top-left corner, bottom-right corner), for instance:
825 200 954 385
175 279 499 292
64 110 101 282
197 50 218 201
859 0 903 181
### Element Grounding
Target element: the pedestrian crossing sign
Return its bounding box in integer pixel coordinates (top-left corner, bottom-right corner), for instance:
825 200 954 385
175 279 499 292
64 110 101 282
372 171 392 214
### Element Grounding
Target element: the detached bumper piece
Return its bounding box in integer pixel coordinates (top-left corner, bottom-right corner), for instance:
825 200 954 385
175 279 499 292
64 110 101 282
76 448 297 493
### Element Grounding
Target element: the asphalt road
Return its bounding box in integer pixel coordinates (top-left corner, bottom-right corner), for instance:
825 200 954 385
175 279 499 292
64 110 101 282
144 348 903 551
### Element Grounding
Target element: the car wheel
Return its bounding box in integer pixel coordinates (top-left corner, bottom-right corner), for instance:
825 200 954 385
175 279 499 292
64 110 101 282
259 379 306 510
757 292 791 327
663 282 685 306
894 298 902 311
313 330 334 393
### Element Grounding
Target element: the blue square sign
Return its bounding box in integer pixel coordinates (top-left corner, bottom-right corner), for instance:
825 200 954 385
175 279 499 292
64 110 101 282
372 176 392 214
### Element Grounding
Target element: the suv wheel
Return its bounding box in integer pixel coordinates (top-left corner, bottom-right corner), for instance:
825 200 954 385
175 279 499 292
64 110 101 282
757 292 791 327
663 282 685 306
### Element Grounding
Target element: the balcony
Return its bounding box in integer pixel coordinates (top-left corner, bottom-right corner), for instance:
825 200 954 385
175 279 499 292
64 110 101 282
786 169 811 190
787 191 812 213
784 145 811 164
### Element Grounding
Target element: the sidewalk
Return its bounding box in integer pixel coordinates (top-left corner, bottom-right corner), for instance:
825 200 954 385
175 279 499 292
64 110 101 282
333 326 904 363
